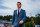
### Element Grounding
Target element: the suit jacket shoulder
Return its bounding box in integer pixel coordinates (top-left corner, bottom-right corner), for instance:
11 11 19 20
14 10 17 11
14 10 17 12
21 9 25 12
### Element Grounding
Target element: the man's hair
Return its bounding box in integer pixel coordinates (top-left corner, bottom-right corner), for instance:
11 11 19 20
17 2 21 5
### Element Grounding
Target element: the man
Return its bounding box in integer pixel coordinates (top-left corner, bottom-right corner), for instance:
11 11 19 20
11 2 26 27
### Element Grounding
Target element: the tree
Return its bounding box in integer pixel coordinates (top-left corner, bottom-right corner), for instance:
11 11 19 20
34 14 40 25
4 15 13 21
0 16 3 19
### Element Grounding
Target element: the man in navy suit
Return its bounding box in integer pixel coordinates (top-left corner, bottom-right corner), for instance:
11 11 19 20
11 2 26 27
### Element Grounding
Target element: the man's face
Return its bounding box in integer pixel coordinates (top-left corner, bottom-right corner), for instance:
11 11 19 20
17 3 21 9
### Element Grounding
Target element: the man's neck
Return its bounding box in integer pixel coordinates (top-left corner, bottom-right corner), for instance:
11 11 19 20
18 8 21 10
17 8 21 12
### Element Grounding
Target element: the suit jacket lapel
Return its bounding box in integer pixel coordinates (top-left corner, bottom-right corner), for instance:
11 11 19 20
19 9 22 17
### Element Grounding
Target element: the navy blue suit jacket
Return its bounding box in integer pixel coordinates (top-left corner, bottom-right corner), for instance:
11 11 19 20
12 9 26 27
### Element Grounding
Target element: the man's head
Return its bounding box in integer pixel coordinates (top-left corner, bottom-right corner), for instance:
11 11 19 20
17 2 21 9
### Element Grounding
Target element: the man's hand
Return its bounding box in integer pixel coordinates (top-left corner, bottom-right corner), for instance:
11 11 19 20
19 21 23 24
11 25 13 27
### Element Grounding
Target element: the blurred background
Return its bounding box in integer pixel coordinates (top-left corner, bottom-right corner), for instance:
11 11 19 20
0 0 40 27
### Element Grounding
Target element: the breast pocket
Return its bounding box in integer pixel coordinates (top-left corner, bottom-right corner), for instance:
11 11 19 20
21 12 23 16
19 12 23 18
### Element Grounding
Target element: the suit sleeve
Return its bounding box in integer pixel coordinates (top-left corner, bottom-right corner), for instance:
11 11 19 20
22 10 26 23
12 11 15 25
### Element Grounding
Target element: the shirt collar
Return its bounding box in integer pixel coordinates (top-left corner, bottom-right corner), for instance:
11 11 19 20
17 8 21 11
